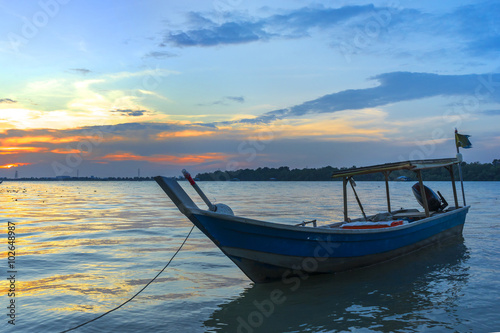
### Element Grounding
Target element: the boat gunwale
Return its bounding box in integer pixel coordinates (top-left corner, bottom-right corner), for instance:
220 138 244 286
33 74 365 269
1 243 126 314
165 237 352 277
187 205 470 235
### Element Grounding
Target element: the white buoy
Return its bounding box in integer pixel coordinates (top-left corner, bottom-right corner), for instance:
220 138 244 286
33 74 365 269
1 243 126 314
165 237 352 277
213 203 234 216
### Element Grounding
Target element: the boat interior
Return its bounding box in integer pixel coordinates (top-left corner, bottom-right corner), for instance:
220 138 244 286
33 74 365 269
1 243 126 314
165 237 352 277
311 206 463 229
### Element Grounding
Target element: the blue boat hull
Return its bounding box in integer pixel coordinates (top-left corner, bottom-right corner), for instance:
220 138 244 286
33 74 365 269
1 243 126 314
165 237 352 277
187 207 469 283
153 175 469 283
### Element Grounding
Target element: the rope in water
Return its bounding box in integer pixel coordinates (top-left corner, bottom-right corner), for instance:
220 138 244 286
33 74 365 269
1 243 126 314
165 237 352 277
60 225 196 333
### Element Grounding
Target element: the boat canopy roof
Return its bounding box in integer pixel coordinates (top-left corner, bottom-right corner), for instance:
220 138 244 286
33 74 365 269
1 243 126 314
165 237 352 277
331 157 459 178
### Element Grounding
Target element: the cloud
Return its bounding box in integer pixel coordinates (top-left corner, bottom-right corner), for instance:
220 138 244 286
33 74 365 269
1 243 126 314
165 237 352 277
162 2 500 63
0 98 17 104
0 121 233 178
69 68 92 75
0 122 222 165
231 71 500 124
266 4 378 32
1 102 497 178
143 51 177 59
481 109 500 116
226 96 245 103
167 21 267 47
111 109 148 117
0 162 31 169
465 36 500 56
98 152 231 165
451 1 500 56
164 5 379 47
197 96 245 106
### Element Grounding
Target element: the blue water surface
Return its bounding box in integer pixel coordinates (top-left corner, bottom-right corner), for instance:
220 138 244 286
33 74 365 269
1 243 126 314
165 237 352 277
0 181 499 332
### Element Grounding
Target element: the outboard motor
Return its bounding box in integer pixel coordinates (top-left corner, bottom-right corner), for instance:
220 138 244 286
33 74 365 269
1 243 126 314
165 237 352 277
412 183 448 211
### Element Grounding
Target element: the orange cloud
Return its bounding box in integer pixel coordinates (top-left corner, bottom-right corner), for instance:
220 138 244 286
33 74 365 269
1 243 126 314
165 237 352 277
50 148 83 154
0 135 89 145
0 163 31 169
99 152 229 165
0 147 48 154
241 111 392 142
155 130 217 139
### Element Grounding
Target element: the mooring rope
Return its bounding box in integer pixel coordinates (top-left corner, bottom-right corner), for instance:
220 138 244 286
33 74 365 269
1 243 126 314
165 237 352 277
60 225 196 333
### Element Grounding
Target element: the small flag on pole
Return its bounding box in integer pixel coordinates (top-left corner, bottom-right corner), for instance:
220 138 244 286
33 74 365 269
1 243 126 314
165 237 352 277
455 130 472 149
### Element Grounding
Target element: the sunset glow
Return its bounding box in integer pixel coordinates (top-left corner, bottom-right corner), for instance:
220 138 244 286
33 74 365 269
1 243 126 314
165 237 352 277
155 130 217 139
99 152 231 165
0 1 498 178
0 163 31 169
0 135 91 145
0 147 48 153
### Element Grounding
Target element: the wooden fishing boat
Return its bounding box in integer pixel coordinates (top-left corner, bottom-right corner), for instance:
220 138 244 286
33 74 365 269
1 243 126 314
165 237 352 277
154 157 469 283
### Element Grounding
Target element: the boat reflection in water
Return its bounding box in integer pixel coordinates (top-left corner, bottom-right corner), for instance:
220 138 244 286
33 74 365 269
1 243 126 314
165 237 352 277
203 238 470 333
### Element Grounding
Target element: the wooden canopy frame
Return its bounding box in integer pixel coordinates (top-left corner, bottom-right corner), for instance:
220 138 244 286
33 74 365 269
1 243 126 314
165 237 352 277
331 158 461 221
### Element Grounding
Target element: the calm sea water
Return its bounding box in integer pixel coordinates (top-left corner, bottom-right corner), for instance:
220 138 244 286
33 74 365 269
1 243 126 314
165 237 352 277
1 181 499 332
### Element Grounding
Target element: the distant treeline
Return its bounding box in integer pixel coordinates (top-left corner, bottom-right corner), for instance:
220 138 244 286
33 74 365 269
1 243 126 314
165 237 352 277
196 160 500 181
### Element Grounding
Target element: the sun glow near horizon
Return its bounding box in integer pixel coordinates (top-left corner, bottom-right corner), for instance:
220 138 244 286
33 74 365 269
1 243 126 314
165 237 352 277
0 162 31 169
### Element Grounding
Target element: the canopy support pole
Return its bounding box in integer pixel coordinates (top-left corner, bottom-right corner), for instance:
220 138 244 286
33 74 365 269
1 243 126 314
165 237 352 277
383 171 391 213
456 146 467 206
342 177 348 221
446 165 459 209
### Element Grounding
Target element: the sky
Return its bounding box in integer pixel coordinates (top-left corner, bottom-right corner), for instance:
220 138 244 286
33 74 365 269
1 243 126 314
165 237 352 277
0 0 499 178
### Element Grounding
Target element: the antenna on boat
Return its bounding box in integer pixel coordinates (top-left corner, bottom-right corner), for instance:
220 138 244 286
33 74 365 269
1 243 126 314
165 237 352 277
182 169 216 211
181 169 234 215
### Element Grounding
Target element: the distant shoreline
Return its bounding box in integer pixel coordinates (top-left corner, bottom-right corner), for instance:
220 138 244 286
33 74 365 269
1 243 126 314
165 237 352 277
195 162 500 182
2 160 499 182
